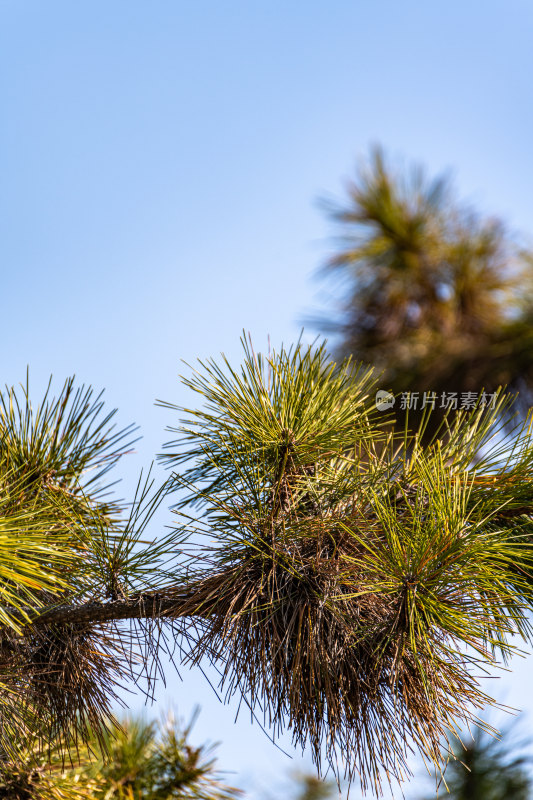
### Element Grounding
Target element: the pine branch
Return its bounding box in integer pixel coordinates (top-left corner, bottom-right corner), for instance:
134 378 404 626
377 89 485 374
19 589 201 628
5 350 533 796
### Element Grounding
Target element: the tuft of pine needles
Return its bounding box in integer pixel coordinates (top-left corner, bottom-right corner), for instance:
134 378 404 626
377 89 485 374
0 377 177 765
160 336 533 794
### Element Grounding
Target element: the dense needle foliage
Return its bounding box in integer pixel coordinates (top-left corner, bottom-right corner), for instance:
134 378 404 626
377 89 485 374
0 377 180 760
160 337 533 792
3 340 533 796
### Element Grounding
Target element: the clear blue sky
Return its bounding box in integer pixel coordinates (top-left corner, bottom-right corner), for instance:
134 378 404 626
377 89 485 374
2 1 533 796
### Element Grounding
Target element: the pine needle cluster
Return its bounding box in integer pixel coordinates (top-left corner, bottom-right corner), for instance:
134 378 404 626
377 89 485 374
161 337 533 793
0 377 179 761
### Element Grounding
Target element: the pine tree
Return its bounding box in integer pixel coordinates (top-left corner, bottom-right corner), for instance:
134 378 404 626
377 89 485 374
3 338 533 796
317 146 533 429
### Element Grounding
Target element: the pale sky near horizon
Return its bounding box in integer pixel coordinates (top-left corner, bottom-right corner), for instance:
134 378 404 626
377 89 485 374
2 2 533 797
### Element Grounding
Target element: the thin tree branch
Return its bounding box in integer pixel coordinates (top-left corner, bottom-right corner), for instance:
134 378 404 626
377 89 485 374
17 590 202 629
